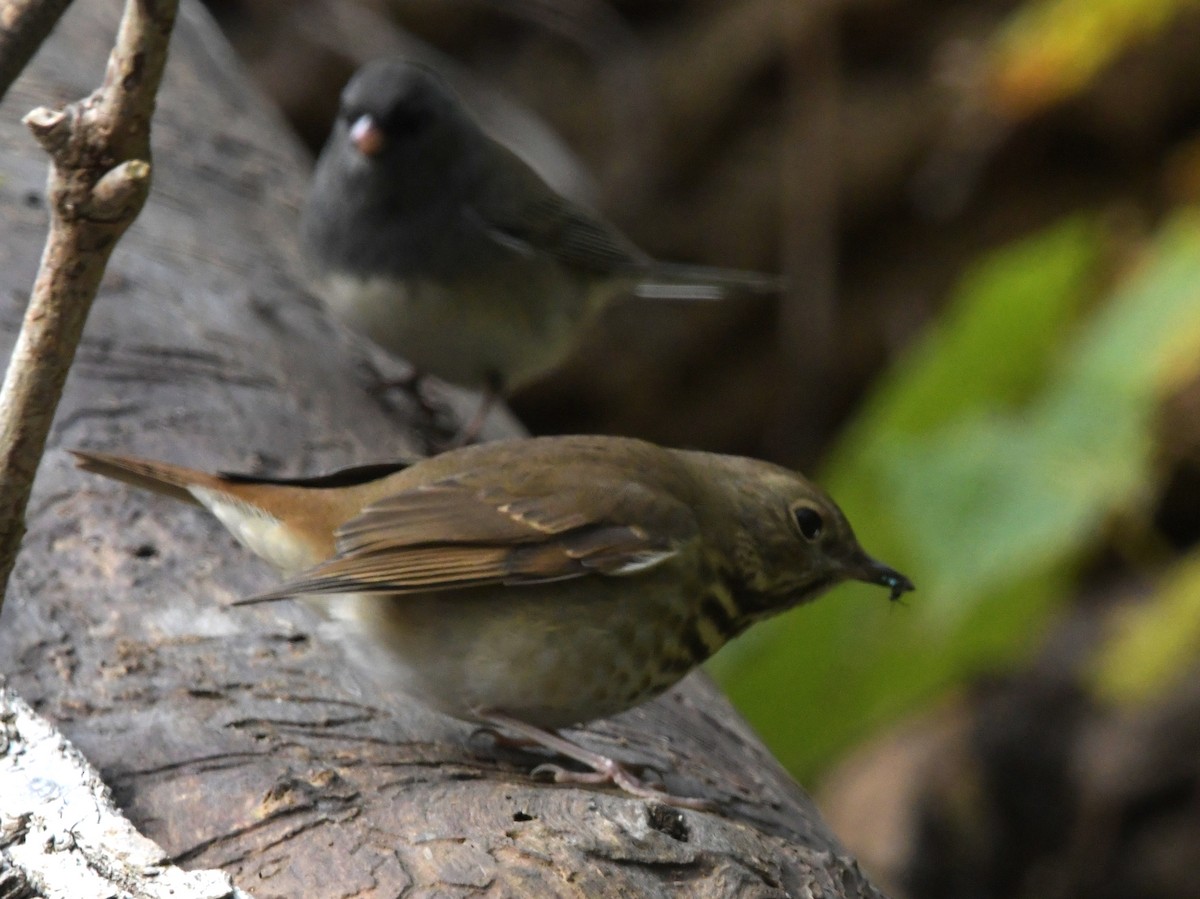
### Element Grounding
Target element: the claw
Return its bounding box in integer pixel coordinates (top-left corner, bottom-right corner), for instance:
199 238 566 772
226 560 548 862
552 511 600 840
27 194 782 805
531 763 610 785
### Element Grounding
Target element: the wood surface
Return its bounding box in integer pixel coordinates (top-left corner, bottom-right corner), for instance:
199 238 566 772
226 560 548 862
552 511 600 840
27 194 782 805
0 3 883 895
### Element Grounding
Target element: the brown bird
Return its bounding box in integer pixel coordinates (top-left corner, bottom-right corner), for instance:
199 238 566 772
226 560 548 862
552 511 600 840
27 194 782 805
72 435 911 807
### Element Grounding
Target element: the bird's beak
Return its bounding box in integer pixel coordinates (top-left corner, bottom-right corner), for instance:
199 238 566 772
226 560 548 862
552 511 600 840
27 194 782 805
349 114 385 157
848 553 914 601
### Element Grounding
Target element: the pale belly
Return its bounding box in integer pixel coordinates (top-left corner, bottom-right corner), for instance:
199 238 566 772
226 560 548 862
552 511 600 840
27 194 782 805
317 271 591 390
312 582 702 731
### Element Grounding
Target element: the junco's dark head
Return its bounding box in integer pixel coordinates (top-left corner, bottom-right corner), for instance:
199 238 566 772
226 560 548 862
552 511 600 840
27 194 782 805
326 60 480 192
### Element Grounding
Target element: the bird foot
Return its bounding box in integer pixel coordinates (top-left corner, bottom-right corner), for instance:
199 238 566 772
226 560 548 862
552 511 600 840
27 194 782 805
434 387 497 451
367 367 498 452
367 369 451 424
366 368 425 405
530 761 710 810
478 711 713 811
366 372 472 453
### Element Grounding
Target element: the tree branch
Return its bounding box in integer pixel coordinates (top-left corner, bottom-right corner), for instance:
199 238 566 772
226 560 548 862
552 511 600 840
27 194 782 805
0 0 75 104
0 0 178 615
0 680 251 898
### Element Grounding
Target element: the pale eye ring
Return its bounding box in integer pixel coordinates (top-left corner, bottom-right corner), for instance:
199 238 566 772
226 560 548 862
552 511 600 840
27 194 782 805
792 504 824 541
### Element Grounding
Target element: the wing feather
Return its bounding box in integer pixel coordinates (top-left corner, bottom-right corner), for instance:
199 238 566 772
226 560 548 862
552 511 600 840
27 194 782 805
467 143 648 275
244 475 695 602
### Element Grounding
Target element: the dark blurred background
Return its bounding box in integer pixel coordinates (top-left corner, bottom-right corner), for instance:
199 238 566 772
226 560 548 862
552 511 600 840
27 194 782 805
204 0 1046 466
196 2 1200 897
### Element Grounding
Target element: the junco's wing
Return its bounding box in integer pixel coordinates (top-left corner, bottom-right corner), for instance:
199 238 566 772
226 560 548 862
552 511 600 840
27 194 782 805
470 140 782 298
466 140 650 273
246 472 698 600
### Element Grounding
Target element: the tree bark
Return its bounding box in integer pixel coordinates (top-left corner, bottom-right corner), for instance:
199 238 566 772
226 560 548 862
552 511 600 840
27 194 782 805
0 2 884 896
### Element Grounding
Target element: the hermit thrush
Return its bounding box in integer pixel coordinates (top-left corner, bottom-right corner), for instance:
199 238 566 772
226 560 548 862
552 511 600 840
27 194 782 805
73 435 910 807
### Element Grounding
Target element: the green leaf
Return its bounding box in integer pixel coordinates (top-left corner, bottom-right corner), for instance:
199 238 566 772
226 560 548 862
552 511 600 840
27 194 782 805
842 216 1103 440
988 0 1199 118
1090 552 1200 705
715 212 1200 779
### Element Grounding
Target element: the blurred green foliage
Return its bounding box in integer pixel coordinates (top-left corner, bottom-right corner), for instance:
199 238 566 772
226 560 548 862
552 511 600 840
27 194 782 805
1091 551 1200 705
713 212 1200 779
988 0 1200 117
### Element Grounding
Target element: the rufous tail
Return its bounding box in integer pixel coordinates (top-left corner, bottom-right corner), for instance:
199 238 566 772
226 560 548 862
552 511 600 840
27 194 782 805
70 450 214 507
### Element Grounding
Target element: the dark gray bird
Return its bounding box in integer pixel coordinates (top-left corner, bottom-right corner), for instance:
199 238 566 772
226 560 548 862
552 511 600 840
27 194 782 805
302 59 781 417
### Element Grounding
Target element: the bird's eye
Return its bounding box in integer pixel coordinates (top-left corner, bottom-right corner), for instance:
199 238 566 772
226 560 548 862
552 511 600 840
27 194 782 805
387 104 434 134
792 504 824 541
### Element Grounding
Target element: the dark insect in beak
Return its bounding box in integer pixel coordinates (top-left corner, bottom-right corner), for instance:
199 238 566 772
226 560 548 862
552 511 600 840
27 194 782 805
851 555 915 602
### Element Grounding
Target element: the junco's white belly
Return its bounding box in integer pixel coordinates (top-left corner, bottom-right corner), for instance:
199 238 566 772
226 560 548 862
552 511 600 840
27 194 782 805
318 270 591 390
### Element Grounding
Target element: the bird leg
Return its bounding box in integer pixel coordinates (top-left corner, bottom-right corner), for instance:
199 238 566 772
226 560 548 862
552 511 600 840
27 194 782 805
467 724 542 751
443 369 504 449
442 386 497 449
478 711 713 810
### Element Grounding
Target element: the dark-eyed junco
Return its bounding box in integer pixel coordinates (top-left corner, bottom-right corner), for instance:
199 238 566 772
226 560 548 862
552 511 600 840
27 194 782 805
74 435 909 807
302 59 781 427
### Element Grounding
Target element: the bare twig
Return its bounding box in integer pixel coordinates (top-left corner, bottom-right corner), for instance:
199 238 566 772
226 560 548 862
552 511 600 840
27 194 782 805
0 0 75 104
0 0 178 615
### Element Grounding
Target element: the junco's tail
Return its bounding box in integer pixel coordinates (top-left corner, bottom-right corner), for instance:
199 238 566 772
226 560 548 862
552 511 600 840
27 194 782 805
633 262 784 302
